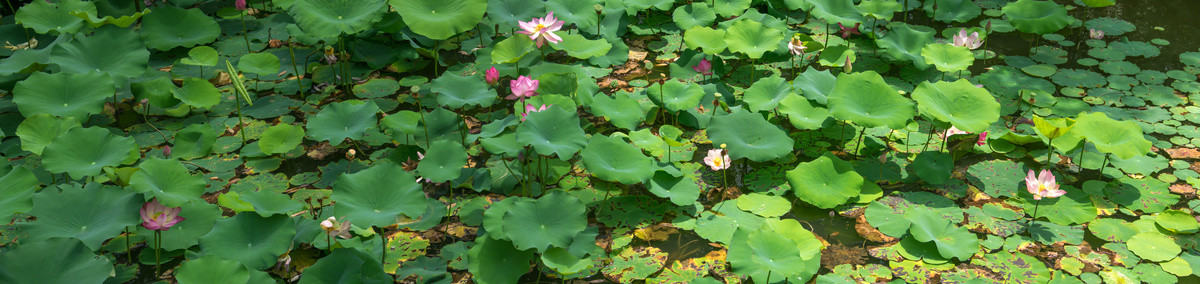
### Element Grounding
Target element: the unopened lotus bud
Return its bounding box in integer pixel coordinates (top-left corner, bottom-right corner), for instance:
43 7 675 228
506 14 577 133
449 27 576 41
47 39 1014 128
594 4 604 12
163 145 172 156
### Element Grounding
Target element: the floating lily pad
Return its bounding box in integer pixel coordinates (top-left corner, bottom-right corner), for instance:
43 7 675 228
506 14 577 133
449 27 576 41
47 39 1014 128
581 134 655 184
787 154 864 209
828 71 914 130
290 0 387 42
707 109 794 162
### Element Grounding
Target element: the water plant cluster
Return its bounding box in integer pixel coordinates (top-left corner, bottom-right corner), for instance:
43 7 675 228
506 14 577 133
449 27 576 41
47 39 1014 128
1 0 1199 283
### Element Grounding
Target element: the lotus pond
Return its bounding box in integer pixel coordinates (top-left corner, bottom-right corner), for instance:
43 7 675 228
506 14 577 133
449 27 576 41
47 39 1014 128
4 0 1200 283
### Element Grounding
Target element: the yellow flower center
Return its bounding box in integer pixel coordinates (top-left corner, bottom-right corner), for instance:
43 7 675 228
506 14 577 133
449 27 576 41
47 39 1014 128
713 157 724 168
535 24 546 32
152 212 163 221
1037 184 1046 194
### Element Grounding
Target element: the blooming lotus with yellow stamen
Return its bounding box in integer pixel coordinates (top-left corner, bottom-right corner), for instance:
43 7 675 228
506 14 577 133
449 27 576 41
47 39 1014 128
704 149 730 171
517 12 565 48
1025 169 1065 200
952 28 983 49
1089 28 1105 40
787 37 806 56
140 199 185 231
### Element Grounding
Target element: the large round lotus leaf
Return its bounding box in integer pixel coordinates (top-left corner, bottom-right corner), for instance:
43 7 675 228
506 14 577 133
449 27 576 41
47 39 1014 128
12 71 114 119
920 43 974 73
921 0 980 23
0 238 112 284
176 255 274 284
587 91 646 130
238 53 281 77
431 72 496 108
15 114 80 155
42 127 138 180
129 158 206 207
468 236 536 284
334 162 428 228
1001 0 1073 35
743 75 791 112
778 94 830 130
673 3 716 30
1073 112 1151 159
792 67 837 104
827 71 914 130
21 185 140 250
806 0 865 25
647 79 705 113
51 27 149 81
724 19 783 59
173 77 220 109
418 139 468 183
258 123 305 155
0 165 37 220
911 79 1000 133
865 192 963 238
502 190 587 252
1155 210 1199 234
857 0 901 20
491 35 535 64
728 218 823 283
1105 177 1178 214
708 109 795 162
546 0 598 30
647 170 702 206
907 207 979 261
140 5 219 50
132 75 182 109
817 45 855 68
736 193 792 218
517 106 587 159
876 23 934 69
392 0 485 40
787 154 864 209
911 151 953 184
485 0 544 29
684 26 727 55
199 213 297 270
298 249 391 284
1128 232 1181 262
305 100 379 146
172 124 219 160
14 0 94 34
290 0 386 42
552 34 613 59
581 134 655 184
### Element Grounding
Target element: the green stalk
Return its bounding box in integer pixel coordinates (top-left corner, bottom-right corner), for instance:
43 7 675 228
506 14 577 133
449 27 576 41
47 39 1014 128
225 61 254 144
154 230 161 277
1044 137 1056 168
854 127 867 157
287 42 305 100
1026 199 1042 232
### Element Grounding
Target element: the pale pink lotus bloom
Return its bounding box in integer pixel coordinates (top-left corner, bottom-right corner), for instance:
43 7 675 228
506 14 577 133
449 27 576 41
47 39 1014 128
693 58 712 75
140 199 185 231
787 38 806 56
320 217 352 239
507 76 539 100
1025 169 1065 200
952 28 983 49
1089 28 1104 40
703 149 731 171
521 104 550 121
485 67 499 85
517 12 565 48
944 126 969 137
235 0 246 10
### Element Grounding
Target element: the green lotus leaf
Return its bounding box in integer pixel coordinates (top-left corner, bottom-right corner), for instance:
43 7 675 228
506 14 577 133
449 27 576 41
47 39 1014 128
1105 177 1178 214
238 53 281 77
787 154 863 209
647 79 705 113
778 94 830 130
806 0 866 25
708 109 795 162
581 134 655 184
14 0 95 34
907 207 979 261
22 185 140 250
502 190 587 252
792 67 837 104
1082 0 1116 7
139 201 220 251
172 124 220 160
0 165 37 221
546 0 598 30
673 3 716 30
258 123 305 155
15 114 80 155
129 158 206 207
911 151 953 185
911 79 1000 133
305 100 379 146
921 43 974 72
1001 0 1073 35
468 236 536 284
431 72 496 108
12 71 114 119
418 140 468 183
827 71 914 129
857 0 901 20
199 213 297 270
684 26 727 55
1127 232 1181 262
51 27 149 81
1072 112 1150 159
1088 218 1138 242
333 162 428 228
290 0 386 42
724 19 783 59
298 249 391 284
179 46 218 67
552 34 612 59
1155 210 1199 234
173 77 220 109
0 238 112 284
517 106 587 159
42 127 138 180
876 23 935 69
491 35 535 64
818 45 855 68
485 0 545 30
921 0 980 23
742 75 792 112
140 5 220 50
176 254 274 284
69 5 146 28
736 193 792 218
728 218 823 283
865 192 964 238
352 78 400 99
587 91 646 130
647 170 702 206
393 0 485 40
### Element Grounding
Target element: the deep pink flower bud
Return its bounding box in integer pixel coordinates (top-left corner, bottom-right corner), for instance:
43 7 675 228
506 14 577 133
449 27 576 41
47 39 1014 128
235 0 246 10
693 58 712 75
507 76 539 100
485 67 499 85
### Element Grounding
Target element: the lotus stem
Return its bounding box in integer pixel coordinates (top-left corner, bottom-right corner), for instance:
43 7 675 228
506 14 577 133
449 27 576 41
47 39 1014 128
1076 142 1086 168
433 40 440 76
1100 153 1112 181
1044 137 1056 168
287 41 304 100
125 227 131 264
377 227 386 264
416 98 431 149
154 230 161 277
921 124 935 153
1026 199 1042 233
240 13 250 52
855 126 867 157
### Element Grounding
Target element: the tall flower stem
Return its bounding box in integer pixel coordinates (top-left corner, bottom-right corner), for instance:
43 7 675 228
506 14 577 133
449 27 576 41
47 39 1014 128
1044 137 1056 168
376 227 387 265
1026 199 1042 232
154 230 162 277
854 126 867 157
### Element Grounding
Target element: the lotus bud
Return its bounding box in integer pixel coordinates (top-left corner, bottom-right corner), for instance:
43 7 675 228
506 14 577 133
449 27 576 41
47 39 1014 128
235 0 246 10
485 66 499 85
163 145 172 157
843 57 853 73
594 4 604 12
985 20 992 34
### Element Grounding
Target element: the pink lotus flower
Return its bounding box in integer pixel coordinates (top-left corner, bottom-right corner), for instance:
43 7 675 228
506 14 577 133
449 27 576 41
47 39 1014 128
320 217 352 239
693 58 712 75
485 67 499 85
507 76 539 100
517 12 565 48
140 199 185 231
163 145 172 156
235 0 246 10
521 104 550 121
952 28 983 49
837 22 861 39
787 37 807 56
703 149 730 171
1025 169 1065 200
976 132 988 146
944 126 969 137
1089 28 1104 40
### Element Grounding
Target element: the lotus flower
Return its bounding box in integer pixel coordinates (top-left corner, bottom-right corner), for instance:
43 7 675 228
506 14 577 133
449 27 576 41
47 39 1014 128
944 126 969 137
837 22 861 39
703 149 730 171
485 67 499 85
787 37 806 56
976 132 988 146
952 28 983 49
235 0 246 10
140 199 185 231
1025 169 1065 200
163 145 172 156
517 12 565 48
507 76 539 100
693 58 712 75
521 104 550 121
320 217 352 239
1089 28 1104 40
